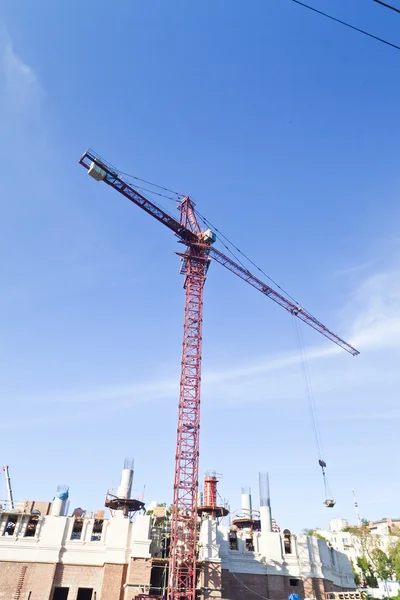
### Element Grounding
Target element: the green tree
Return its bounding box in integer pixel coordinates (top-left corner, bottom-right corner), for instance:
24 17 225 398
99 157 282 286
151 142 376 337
371 548 393 581
302 528 328 542
357 556 378 588
389 540 400 580
351 560 361 586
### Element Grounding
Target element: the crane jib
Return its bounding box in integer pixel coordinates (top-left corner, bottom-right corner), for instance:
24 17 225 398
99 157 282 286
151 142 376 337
79 149 359 357
79 149 197 244
209 247 359 356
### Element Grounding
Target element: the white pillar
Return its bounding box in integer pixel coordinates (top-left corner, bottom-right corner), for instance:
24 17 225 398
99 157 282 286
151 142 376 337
51 496 66 517
117 468 133 498
200 519 219 560
241 492 252 519
260 505 272 533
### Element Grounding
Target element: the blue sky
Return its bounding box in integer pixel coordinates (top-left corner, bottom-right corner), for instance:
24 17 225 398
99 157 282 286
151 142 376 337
1 0 400 532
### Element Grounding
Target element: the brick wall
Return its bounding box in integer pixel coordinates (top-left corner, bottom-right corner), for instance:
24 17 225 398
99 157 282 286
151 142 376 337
53 563 103 599
202 561 222 599
221 570 268 599
221 571 350 600
100 563 127 600
0 561 56 600
124 557 152 599
303 577 327 600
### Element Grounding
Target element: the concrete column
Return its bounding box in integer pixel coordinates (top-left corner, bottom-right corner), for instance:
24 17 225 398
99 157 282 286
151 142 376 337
200 519 219 561
241 492 252 519
260 505 272 533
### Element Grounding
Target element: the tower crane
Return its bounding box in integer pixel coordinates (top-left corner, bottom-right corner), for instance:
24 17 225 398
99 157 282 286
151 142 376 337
79 149 359 600
2 466 14 510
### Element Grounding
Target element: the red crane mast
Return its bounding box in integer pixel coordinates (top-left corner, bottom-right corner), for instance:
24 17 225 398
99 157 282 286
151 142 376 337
79 149 359 600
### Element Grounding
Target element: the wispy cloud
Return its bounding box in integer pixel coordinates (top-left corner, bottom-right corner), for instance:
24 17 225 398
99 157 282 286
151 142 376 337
4 263 400 431
331 260 379 280
0 28 44 129
349 270 400 349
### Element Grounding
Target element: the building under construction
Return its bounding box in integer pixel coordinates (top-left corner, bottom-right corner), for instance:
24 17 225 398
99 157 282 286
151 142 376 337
0 463 356 600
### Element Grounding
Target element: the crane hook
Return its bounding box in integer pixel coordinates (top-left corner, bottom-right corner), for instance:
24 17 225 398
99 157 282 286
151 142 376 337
319 459 336 508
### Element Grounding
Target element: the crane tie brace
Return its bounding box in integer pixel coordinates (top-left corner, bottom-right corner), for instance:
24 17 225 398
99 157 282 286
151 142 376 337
79 149 359 600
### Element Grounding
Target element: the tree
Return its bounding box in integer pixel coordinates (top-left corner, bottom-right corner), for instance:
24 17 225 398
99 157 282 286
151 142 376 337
343 525 370 536
357 556 378 588
371 548 393 581
351 560 361 586
389 540 400 581
302 528 328 542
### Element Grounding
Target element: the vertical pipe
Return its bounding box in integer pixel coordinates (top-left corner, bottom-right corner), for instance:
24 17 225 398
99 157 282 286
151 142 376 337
117 458 134 499
241 487 252 519
259 472 272 533
204 472 218 507
51 485 69 517
259 472 270 507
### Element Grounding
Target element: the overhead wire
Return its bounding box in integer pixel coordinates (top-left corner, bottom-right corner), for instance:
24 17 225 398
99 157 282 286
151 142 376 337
229 573 270 600
291 0 400 51
373 0 400 14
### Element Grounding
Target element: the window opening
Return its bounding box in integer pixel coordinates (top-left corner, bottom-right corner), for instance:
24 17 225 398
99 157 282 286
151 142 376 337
4 515 18 536
25 515 39 537
71 518 83 540
150 563 169 597
229 530 238 550
76 589 93 600
245 537 254 551
290 578 300 586
53 588 69 600
91 520 103 541
283 529 292 554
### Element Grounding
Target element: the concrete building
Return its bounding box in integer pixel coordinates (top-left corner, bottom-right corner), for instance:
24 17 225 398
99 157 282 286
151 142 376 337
317 518 400 599
0 469 356 600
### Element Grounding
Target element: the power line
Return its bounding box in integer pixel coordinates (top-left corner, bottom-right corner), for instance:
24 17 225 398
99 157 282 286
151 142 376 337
291 0 400 51
229 572 270 600
373 0 400 14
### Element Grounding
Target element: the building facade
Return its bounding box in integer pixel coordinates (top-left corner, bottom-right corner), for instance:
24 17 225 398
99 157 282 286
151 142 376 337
317 518 400 599
0 506 355 600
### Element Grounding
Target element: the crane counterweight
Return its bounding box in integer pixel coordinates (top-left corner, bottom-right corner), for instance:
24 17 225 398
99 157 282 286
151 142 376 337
88 161 107 181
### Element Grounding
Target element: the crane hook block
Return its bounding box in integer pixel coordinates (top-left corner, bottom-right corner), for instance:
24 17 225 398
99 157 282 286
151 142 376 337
88 161 107 181
324 499 336 508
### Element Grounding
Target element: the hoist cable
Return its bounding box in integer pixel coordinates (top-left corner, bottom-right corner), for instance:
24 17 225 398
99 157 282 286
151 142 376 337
292 317 335 500
292 316 324 460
